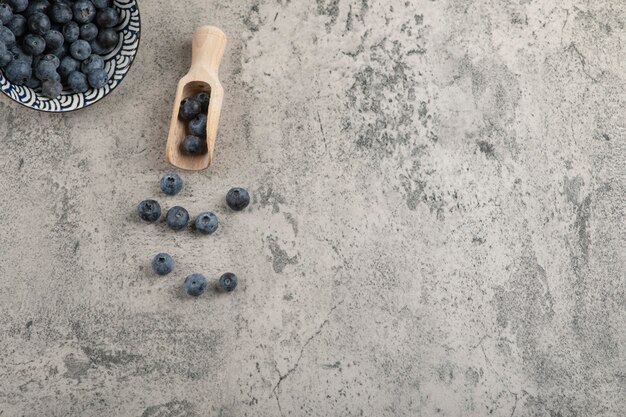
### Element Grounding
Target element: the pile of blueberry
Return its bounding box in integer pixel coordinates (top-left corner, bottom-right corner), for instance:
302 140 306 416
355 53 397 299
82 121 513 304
137 172 251 297
0 0 121 98
179 92 209 155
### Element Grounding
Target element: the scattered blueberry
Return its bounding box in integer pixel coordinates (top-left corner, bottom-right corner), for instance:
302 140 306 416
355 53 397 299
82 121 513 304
44 29 64 50
69 39 90 60
41 79 62 98
79 22 98 41
195 211 218 235
27 12 51 35
22 34 46 55
166 206 189 230
96 27 117 49
181 135 205 155
72 0 96 24
49 2 72 24
0 4 13 25
160 172 184 196
5 59 31 84
81 54 103 73
62 21 79 42
194 91 210 112
151 253 174 276
188 113 207 138
137 199 161 222
218 272 238 292
6 14 27 37
87 67 107 88
179 97 201 120
0 25 16 46
67 70 88 92
7 0 28 13
95 7 118 28
226 187 250 211
183 274 208 296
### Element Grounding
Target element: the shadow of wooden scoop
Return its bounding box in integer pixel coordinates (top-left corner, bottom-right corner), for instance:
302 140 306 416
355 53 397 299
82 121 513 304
166 26 227 170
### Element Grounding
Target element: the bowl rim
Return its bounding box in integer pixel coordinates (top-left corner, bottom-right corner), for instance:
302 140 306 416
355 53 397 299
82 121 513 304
0 0 141 114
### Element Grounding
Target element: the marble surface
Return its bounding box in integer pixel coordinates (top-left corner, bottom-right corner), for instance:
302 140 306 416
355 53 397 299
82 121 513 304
0 0 625 416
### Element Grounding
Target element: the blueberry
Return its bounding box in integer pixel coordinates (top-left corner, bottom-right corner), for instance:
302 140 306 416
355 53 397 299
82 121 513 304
159 172 183 196
0 43 12 67
166 206 189 230
87 67 107 88
179 97 201 120
25 76 41 88
8 44 31 64
181 135 205 155
24 0 49 16
59 56 79 78
7 0 28 13
23 34 46 56
5 59 31 85
0 4 13 25
218 272 238 292
92 0 110 9
195 211 218 235
226 187 250 211
0 25 16 46
35 59 58 80
137 199 161 222
88 39 106 55
41 79 62 98
188 113 207 138
151 253 174 276
48 44 68 59
6 14 26 37
81 54 103 73
41 53 60 67
96 27 118 49
67 70 88 92
69 39 91 60
183 274 208 296
96 7 118 28
72 0 96 24
79 22 98 41
62 21 79 42
49 2 73 24
43 29 64 50
194 91 210 113
28 13 51 35
0 53 11 67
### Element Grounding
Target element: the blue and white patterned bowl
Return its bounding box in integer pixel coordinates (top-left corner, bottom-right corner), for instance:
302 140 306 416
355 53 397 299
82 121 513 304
0 0 140 113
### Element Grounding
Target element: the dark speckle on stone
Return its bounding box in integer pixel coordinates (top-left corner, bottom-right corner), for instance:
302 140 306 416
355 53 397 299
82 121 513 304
267 235 298 273
477 141 495 158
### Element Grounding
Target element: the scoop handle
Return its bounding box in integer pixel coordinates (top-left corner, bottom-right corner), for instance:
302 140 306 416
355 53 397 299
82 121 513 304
191 26 227 75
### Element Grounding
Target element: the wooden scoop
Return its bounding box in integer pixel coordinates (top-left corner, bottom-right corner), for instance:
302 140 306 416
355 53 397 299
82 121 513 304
166 26 227 170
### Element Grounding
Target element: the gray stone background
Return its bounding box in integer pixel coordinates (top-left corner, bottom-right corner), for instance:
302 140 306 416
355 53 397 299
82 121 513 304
1 0 625 416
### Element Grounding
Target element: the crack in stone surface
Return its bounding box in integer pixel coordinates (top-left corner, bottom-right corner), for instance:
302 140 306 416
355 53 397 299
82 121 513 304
271 302 343 412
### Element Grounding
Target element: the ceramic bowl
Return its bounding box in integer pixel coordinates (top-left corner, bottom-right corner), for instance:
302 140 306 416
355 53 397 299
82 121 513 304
0 0 140 112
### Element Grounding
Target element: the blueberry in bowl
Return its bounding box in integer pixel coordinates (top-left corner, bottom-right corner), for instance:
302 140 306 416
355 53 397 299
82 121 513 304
0 0 140 112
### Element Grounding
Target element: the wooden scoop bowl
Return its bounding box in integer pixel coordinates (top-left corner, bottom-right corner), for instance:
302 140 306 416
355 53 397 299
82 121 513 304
166 26 227 170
